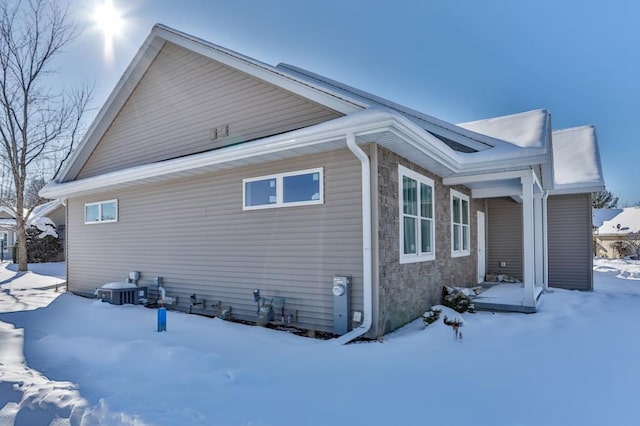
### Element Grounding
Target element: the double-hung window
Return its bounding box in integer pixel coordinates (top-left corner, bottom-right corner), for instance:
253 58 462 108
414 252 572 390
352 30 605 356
451 190 470 257
85 199 118 224
243 168 323 210
399 165 435 263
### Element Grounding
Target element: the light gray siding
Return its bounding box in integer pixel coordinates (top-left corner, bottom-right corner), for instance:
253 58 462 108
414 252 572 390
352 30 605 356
67 149 363 333
487 197 523 279
76 42 342 179
547 193 593 290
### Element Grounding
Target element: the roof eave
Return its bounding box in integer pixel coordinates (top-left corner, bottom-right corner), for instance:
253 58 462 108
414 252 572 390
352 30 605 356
41 109 550 200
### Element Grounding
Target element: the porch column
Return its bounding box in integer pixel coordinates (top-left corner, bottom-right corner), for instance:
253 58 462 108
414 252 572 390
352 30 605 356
534 193 545 289
521 173 536 307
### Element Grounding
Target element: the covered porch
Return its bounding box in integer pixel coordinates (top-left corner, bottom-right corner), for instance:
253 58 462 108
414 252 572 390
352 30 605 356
444 168 549 313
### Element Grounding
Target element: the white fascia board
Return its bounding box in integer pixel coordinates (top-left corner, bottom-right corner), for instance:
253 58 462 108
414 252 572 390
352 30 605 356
443 170 530 186
41 108 457 199
541 115 555 190
41 110 392 199
44 106 550 200
471 186 523 199
548 184 605 196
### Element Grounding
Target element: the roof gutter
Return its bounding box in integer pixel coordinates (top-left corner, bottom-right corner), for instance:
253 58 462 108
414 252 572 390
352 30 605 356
333 132 373 344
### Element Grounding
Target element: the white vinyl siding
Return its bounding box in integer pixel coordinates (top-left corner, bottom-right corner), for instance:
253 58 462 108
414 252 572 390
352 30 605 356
399 165 435 263
84 200 118 224
243 168 323 210
451 190 470 257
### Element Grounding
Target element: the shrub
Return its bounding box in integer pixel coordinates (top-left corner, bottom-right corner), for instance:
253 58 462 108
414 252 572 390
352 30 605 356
423 308 441 325
25 226 63 263
443 290 476 314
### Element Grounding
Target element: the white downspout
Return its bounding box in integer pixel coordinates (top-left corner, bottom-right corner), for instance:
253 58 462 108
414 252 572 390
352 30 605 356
333 132 373 344
543 190 549 291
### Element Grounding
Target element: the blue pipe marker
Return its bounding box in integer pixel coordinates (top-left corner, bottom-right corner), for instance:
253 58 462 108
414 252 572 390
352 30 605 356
157 307 167 332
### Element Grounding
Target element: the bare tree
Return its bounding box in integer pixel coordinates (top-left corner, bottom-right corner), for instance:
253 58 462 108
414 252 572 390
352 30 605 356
625 233 640 260
0 0 91 271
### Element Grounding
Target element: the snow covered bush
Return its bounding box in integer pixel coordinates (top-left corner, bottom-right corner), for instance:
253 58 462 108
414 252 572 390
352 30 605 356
442 286 476 313
423 308 441 325
24 218 62 263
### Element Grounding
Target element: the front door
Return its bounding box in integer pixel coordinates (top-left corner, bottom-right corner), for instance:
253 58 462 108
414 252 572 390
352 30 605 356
477 211 486 283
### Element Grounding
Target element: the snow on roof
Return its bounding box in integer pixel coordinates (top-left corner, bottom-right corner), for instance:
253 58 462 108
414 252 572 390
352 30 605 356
593 208 622 228
597 207 640 235
29 199 64 221
551 126 605 192
457 109 550 149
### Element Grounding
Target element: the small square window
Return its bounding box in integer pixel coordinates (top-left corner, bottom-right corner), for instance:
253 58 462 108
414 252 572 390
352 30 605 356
85 199 118 224
243 168 323 210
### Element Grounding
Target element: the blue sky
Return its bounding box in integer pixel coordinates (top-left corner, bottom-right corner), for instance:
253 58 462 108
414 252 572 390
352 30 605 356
63 0 639 205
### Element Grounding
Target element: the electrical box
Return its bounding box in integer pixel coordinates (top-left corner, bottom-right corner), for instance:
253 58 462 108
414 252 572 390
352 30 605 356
332 275 351 335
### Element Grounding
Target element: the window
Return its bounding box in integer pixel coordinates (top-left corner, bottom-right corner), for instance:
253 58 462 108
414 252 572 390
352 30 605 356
399 165 435 263
451 190 470 257
243 168 323 210
85 200 118 224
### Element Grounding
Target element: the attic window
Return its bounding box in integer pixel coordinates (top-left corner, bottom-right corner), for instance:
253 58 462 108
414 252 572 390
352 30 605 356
243 168 323 210
85 200 118 224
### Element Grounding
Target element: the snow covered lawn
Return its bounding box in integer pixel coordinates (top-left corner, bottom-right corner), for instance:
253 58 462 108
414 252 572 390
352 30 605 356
1 258 639 425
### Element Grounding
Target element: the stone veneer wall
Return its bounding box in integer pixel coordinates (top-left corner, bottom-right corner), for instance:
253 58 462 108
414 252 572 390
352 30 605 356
376 145 486 335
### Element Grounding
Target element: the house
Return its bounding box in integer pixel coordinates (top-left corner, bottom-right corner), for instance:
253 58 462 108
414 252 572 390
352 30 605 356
39 25 604 341
593 207 640 258
0 200 66 261
0 206 17 260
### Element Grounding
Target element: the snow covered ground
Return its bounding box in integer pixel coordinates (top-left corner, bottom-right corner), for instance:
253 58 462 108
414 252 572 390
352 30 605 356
1 258 639 425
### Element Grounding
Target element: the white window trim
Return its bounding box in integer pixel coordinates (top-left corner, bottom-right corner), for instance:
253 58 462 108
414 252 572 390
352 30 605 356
243 167 324 211
398 165 435 264
84 199 118 224
451 189 470 257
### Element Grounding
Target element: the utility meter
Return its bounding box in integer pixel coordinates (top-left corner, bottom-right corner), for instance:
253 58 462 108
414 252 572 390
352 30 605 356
332 275 351 335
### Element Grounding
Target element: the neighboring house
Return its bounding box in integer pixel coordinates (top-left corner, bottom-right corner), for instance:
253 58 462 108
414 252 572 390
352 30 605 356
0 206 18 260
593 207 640 258
40 25 604 340
0 200 66 261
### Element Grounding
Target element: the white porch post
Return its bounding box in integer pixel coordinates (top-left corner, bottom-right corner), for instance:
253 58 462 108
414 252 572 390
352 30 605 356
521 173 536 307
534 193 545 288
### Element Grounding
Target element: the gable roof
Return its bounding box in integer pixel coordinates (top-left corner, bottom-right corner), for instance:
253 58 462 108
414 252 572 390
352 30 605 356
550 126 605 194
0 200 65 230
29 199 65 224
42 24 603 199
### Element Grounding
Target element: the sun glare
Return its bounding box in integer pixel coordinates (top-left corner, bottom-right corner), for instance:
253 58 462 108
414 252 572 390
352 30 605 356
92 0 124 62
